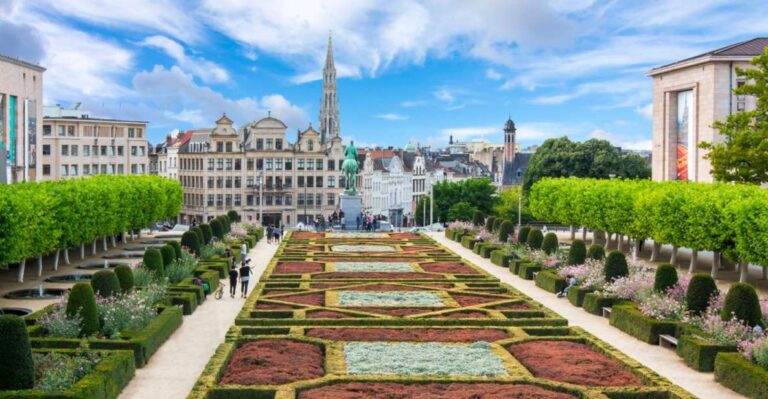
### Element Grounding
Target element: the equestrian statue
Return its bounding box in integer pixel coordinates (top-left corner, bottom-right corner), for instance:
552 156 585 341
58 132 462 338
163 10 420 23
341 141 359 194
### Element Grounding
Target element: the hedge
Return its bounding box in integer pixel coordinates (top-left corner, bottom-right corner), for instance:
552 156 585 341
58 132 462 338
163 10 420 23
480 244 501 258
510 260 529 275
490 250 513 267
677 334 737 372
165 291 199 315
534 269 566 293
566 286 593 307
714 352 768 399
609 302 678 345
460 236 477 250
518 262 542 280
0 315 33 390
582 293 625 316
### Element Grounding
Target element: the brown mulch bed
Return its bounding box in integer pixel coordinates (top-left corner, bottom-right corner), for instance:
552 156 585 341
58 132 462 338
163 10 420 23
346 307 429 317
271 293 324 306
390 233 422 239
420 262 478 274
306 327 508 342
219 339 323 385
317 272 444 280
273 262 325 274
254 302 298 310
299 382 577 399
310 283 350 289
263 290 297 296
291 232 324 239
507 341 644 387
451 294 501 306
314 257 420 262
306 310 356 319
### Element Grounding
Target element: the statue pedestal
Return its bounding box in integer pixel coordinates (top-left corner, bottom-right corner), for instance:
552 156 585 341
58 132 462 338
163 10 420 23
340 192 363 230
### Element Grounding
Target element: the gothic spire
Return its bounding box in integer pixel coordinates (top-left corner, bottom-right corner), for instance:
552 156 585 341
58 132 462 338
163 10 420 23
319 31 340 145
325 30 335 70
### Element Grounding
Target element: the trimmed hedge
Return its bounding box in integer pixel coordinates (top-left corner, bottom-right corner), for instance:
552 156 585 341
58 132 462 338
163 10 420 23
142 248 164 276
168 240 182 260
490 250 513 267
604 251 628 282
480 244 501 258
582 292 625 316
210 219 224 240
181 231 201 255
518 262 542 280
609 302 678 344
460 236 477 250
113 265 134 293
199 223 213 244
166 291 199 315
686 273 718 315
527 228 544 249
0 315 34 390
534 269 566 293
190 227 205 247
485 216 496 231
587 244 605 260
567 239 586 265
714 352 768 399
654 264 678 292
66 283 99 336
160 245 175 269
677 334 737 372
518 225 531 244
510 260 529 275
91 270 121 298
566 286 593 307
472 210 484 226
498 221 513 243
721 282 763 327
542 232 558 255
227 209 240 223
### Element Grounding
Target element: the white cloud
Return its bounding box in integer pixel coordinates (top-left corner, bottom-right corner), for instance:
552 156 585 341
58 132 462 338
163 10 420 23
401 100 427 108
140 35 229 83
433 88 455 103
485 68 503 80
531 78 650 108
636 103 653 120
375 113 409 121
589 128 652 151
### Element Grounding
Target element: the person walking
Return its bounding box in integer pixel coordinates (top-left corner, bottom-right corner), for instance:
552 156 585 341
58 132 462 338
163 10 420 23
266 224 274 244
239 260 252 298
240 242 248 262
273 225 281 244
228 265 238 298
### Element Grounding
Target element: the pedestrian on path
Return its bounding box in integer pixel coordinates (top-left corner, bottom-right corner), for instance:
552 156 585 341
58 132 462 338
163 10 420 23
239 260 252 298
228 265 238 298
240 242 247 262
266 224 274 243
274 226 281 244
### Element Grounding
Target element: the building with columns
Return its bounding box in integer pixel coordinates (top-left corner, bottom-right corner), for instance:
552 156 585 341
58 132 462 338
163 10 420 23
648 37 766 182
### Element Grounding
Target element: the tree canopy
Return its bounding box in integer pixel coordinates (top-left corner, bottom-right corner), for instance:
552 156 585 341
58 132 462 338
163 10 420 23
433 178 497 223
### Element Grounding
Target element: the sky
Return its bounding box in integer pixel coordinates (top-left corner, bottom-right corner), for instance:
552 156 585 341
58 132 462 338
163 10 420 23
1 0 766 150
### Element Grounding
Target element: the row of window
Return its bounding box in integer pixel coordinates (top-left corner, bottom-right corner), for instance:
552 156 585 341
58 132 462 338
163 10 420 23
42 144 147 157
181 175 343 190
41 163 146 176
254 138 284 151
179 158 343 172
198 193 336 207
43 125 144 138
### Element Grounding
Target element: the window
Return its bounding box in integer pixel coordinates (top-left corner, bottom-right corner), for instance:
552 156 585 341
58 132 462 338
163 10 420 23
256 139 263 150
42 145 51 155
266 138 273 150
307 176 314 188
43 164 50 175
298 159 304 170
117 164 124 174
247 176 254 187
266 159 273 170
136 128 143 138
216 177 223 189
83 164 90 175
43 125 51 136
275 194 282 205
128 128 135 138
71 164 78 176
225 159 233 170
217 142 224 152
306 158 314 170
225 194 232 206
316 159 323 170
316 194 322 208
207 177 214 188
139 146 145 156
308 139 314 151
67 126 75 136
61 145 69 156
234 194 241 206
226 142 232 152
235 159 241 170
58 126 65 136
246 194 253 206
130 146 137 156
225 177 232 188
284 176 292 188
275 158 283 170
276 139 283 150
208 159 214 170
737 79 747 112
328 176 335 188
235 177 241 188
216 194 223 207
61 165 68 176
71 145 78 156
130 164 137 174
208 194 214 206
92 145 98 155
297 193 304 206
117 146 124 156
256 158 263 170
217 159 224 170
246 159 254 170
285 159 292 170
316 176 323 188
298 176 305 187
83 145 90 156
327 193 335 205
306 194 314 206
328 159 335 170
285 194 292 206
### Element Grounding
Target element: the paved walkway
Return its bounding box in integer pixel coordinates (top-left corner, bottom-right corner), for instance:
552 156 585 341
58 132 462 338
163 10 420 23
118 239 278 399
427 232 741 399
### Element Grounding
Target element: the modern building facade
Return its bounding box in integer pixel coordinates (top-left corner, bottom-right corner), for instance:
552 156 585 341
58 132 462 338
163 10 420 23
40 105 150 180
0 54 45 183
648 37 766 182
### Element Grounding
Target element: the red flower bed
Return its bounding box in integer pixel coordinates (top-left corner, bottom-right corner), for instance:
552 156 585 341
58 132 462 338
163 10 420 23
299 382 576 399
270 293 324 306
451 294 502 306
254 302 297 310
219 339 324 385
306 310 356 319
487 303 531 310
314 257 420 262
274 262 325 274
507 341 644 387
306 327 508 342
317 272 444 280
433 311 489 319
420 262 478 274
346 307 428 317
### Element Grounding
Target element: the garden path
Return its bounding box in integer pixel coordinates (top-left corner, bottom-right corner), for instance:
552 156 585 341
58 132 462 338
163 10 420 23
118 238 279 399
428 232 743 399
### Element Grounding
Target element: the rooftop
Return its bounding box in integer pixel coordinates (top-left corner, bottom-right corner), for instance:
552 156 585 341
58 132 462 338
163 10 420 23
649 37 768 75
0 53 46 72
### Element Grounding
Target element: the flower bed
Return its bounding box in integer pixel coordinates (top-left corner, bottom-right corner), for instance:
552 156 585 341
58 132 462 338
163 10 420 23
333 262 415 272
298 382 578 399
330 245 396 252
609 302 678 345
219 339 324 385
305 327 509 342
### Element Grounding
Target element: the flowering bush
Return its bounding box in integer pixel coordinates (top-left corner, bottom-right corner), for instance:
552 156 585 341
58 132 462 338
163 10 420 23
686 293 759 346
604 270 655 301
166 252 198 284
38 297 82 338
229 223 249 239
242 222 262 235
741 336 768 368
761 298 768 321
200 242 227 259
475 229 500 244
133 266 157 288
528 249 562 268
97 289 157 339
32 344 102 391
448 221 474 231
557 259 605 290
638 293 686 321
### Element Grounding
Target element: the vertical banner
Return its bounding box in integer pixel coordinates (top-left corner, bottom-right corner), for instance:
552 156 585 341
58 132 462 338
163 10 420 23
675 90 693 181
9 95 16 167
26 99 37 170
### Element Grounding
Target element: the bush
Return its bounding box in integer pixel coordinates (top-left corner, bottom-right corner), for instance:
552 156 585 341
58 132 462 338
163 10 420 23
485 216 496 231
654 264 678 293
472 210 484 226
526 228 544 249
66 283 99 336
181 231 201 254
583 292 625 316
518 225 531 244
686 274 717 316
493 218 503 232
199 223 213 244
168 240 182 260
160 245 176 269
220 215 231 233
609 302 678 344
721 283 763 327
587 244 605 260
534 269 566 293
714 352 768 399
567 286 593 307
210 219 224 239
227 209 240 223
114 265 135 293
490 250 513 267
604 251 628 282
498 220 514 242
677 335 736 372
0 315 34 390
541 232 558 254
91 270 121 298
143 248 165 276
190 226 205 246
567 239 586 265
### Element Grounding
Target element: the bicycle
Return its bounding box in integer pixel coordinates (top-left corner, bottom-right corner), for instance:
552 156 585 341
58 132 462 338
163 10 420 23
214 282 225 300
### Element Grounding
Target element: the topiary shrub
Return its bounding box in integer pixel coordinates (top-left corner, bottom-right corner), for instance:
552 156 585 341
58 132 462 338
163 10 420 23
181 231 201 255
227 209 240 223
485 216 496 232
542 232 558 255
567 239 587 265
199 223 213 244
498 221 514 243
686 273 718 315
604 251 628 282
191 226 205 246
472 210 484 226
527 228 544 250
493 218 502 232
114 265 134 293
66 283 99 336
721 283 763 327
160 244 176 268
210 219 224 239
518 225 531 244
168 240 182 260
0 315 34 390
220 215 231 233
654 264 678 293
143 248 165 276
91 270 121 297
587 244 605 260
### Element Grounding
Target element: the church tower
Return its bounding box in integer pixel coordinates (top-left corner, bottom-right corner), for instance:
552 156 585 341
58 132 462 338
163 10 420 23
319 32 340 145
503 116 516 162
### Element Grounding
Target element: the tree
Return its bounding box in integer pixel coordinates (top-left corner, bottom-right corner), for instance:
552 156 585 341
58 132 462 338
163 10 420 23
447 202 475 222
433 178 497 223
414 196 432 226
620 153 651 179
700 49 768 184
493 186 532 224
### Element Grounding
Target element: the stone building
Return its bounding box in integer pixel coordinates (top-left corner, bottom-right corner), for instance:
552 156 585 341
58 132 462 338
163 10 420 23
648 37 766 182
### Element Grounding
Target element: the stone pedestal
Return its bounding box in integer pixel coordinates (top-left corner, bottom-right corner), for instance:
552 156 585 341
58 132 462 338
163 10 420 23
340 192 363 230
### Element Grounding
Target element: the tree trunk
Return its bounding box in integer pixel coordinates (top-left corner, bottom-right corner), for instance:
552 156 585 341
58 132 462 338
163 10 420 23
570 225 576 240
670 246 678 265
606 232 613 249
130 230 135 241
37 255 43 277
63 248 70 265
711 252 720 279
17 259 26 282
138 230 142 238
763 266 767 280
617 235 624 252
54 249 60 271
102 237 108 251
740 262 749 283
689 250 698 273
92 239 97 255
632 239 641 263
111 236 117 247
650 242 660 262
80 243 85 259
581 227 587 241
122 232 127 244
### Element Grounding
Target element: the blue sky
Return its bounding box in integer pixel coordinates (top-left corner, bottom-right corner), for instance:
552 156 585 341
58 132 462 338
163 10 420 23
1 0 766 149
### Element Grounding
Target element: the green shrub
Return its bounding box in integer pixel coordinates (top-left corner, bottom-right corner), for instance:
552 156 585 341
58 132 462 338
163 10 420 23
587 244 605 260
677 334 736 372
199 223 213 244
91 270 121 297
66 283 99 336
460 236 477 250
220 215 231 233
190 226 205 246
526 228 544 249
567 286 593 307
541 232 558 254
567 239 586 265
493 218 503 232
687 273 718 314
472 210 484 226
535 269 566 293
181 230 201 254
654 264 678 292
498 220 514 243
485 216 496 231
609 302 678 344
518 263 542 280
143 248 165 276
604 251 628 282
168 240 182 260
227 209 240 223
714 352 768 399
721 283 763 327
518 225 531 244
490 250 513 267
160 245 176 269
114 265 135 293
0 315 34 390
210 219 224 239
583 292 625 316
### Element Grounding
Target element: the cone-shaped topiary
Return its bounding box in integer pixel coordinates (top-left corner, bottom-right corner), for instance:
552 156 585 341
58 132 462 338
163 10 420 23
686 273 718 315
191 226 205 246
220 215 231 233
493 218 503 232
542 232 558 255
472 210 484 226
498 221 514 243
587 244 605 260
527 228 544 250
567 239 587 265
485 216 496 232
66 283 99 336
210 219 224 239
91 270 121 297
721 283 763 327
227 209 240 223
604 251 628 282
199 223 213 244
0 315 34 390
113 265 134 293
181 230 201 254
654 264 678 292
168 240 182 260
160 244 175 268
518 226 531 244
143 248 165 276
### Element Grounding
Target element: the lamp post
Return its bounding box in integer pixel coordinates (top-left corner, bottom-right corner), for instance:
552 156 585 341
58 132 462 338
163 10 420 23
517 186 522 232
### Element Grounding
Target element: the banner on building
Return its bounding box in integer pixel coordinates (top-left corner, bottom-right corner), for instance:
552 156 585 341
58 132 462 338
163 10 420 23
676 90 693 181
